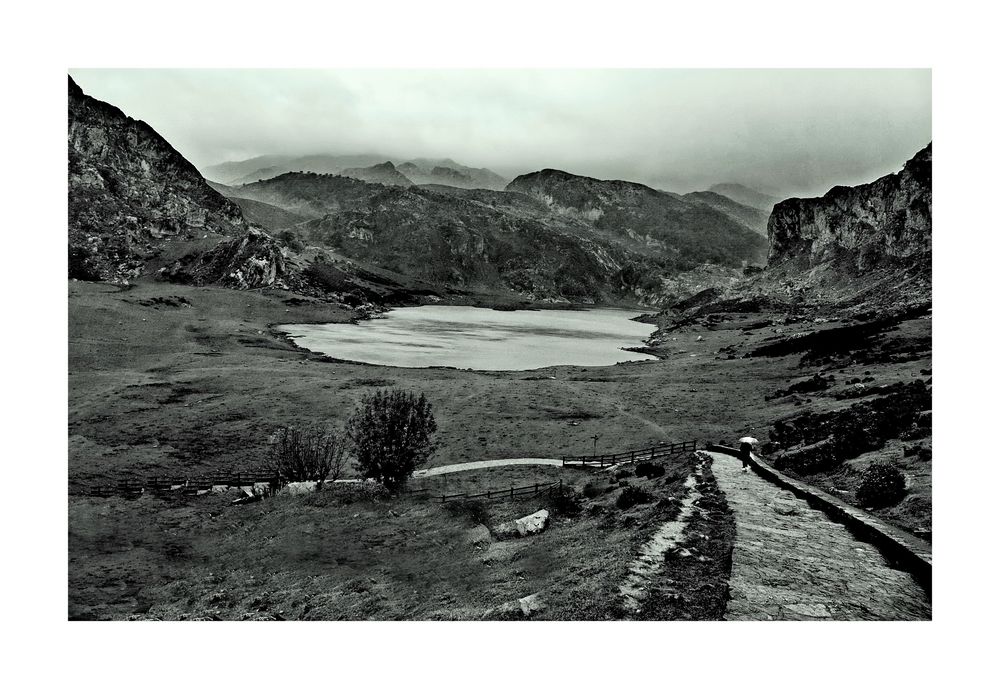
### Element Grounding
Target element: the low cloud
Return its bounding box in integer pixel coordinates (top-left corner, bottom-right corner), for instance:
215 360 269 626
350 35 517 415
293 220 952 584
69 68 930 197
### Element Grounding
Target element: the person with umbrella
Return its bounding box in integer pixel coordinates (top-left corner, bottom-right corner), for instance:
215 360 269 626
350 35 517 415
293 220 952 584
738 436 758 473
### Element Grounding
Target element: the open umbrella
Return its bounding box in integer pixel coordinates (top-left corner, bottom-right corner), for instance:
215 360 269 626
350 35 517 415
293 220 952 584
738 436 759 444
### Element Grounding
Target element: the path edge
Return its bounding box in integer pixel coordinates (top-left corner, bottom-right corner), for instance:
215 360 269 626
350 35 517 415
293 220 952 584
702 445 932 596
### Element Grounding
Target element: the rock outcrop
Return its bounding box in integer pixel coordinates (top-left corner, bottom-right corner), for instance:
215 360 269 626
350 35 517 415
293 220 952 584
160 229 295 289
68 76 251 282
767 144 931 272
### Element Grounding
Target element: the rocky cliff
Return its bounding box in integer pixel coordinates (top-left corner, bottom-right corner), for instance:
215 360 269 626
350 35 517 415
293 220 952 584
68 76 251 282
767 144 931 271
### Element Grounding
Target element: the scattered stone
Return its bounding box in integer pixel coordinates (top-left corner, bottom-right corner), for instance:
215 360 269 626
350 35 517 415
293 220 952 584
280 481 318 496
784 603 832 618
515 509 550 537
518 593 547 618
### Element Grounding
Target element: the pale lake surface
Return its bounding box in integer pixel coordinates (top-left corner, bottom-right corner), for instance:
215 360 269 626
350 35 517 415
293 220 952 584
278 305 659 371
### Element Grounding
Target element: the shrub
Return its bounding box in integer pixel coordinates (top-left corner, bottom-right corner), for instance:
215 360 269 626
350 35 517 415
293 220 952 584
444 499 491 525
549 488 582 516
614 469 633 480
347 388 437 493
269 426 347 483
856 463 907 507
276 230 304 252
582 483 602 499
68 245 102 281
616 486 653 510
635 462 666 479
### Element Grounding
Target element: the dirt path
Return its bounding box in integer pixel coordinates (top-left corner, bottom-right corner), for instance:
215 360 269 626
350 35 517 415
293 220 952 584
704 450 930 620
619 470 701 613
412 457 564 478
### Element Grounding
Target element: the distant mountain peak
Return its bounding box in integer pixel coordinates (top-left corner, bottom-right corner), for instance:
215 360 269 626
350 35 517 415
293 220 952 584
708 183 780 212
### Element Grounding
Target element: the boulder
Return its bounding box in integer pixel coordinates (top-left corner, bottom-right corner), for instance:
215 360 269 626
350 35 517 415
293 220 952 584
515 509 550 537
518 593 547 618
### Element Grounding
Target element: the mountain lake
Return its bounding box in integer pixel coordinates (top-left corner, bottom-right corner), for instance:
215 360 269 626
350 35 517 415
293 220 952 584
277 305 659 371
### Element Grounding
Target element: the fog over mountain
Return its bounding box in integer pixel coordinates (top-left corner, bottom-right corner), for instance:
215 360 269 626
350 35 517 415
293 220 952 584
68 69 930 198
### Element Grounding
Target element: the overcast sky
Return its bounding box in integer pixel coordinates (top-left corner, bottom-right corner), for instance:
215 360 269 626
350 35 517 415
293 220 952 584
69 69 930 197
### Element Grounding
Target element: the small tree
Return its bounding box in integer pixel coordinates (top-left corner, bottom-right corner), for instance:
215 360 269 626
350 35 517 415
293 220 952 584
269 426 348 484
347 389 437 493
856 463 907 508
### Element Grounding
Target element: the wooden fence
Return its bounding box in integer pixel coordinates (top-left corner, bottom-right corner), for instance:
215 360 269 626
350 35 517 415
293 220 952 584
434 480 564 504
82 440 697 498
561 440 697 468
85 469 281 498
85 471 565 504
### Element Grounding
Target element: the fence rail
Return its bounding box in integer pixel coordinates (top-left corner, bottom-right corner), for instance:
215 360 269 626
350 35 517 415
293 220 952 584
436 480 564 504
561 440 697 468
80 440 697 498
86 468 282 498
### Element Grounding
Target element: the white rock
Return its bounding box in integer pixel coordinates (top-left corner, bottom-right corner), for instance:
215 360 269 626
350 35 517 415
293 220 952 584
518 593 547 618
515 509 550 537
280 481 319 496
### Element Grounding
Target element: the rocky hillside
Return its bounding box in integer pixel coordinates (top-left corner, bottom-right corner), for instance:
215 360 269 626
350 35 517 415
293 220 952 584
683 191 770 237
708 183 779 212
68 77 252 282
341 161 414 187
217 172 677 303
768 144 931 272
506 169 768 270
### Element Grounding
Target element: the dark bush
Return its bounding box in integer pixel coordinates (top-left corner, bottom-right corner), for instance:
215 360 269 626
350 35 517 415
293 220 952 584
444 499 491 525
614 469 633 479
856 463 907 507
69 245 102 281
635 462 666 479
277 230 305 252
347 388 437 493
616 486 653 510
550 488 583 517
582 483 602 499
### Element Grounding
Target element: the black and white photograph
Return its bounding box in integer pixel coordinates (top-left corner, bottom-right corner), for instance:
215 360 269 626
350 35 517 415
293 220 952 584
65 67 933 622
7 1 999 685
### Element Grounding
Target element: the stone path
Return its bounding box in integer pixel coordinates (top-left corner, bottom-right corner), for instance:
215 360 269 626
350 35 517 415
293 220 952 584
704 451 930 620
